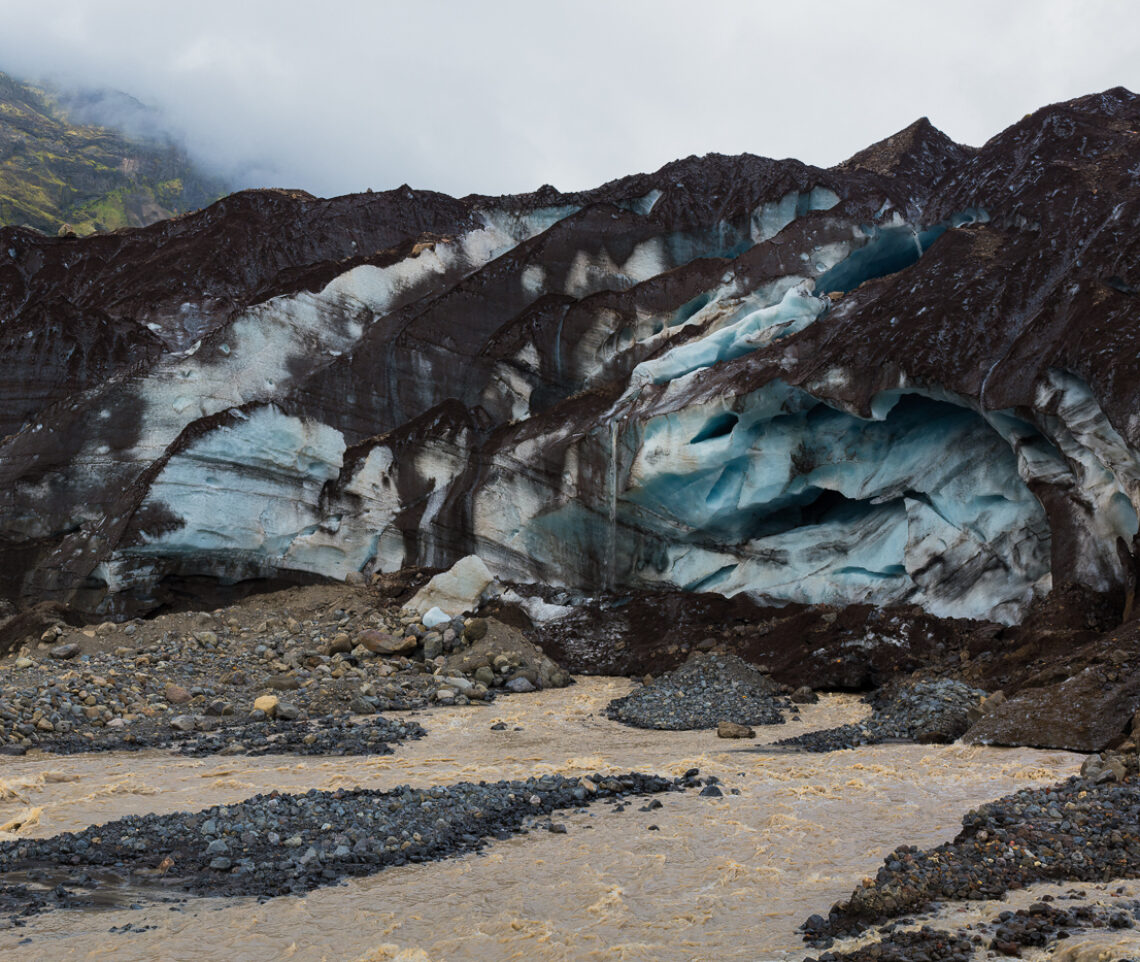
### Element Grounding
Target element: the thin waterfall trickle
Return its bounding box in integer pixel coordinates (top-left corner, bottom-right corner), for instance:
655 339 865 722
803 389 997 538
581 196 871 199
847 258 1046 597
553 307 567 382
607 418 619 591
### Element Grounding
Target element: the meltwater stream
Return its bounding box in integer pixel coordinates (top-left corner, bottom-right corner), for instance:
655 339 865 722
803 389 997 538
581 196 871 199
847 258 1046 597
0 680 1082 962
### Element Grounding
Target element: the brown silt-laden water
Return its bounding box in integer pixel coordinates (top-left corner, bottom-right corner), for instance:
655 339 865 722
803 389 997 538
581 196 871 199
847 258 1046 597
0 680 1083 961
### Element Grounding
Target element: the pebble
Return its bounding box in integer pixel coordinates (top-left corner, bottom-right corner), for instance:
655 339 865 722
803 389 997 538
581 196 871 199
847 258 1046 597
790 686 819 704
253 695 279 717
274 702 300 722
165 684 192 705
464 619 489 642
357 629 416 655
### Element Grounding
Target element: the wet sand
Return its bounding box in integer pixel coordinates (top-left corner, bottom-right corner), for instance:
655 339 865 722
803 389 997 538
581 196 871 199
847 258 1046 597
0 679 1084 961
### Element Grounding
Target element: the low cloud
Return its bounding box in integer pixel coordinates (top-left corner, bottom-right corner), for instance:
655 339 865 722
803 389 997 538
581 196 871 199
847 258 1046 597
0 0 1136 199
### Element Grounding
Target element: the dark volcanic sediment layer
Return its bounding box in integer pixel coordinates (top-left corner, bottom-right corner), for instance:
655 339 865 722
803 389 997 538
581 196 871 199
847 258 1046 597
3 87 1140 636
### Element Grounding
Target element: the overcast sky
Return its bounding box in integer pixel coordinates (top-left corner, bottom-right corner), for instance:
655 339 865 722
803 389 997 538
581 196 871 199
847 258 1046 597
0 1 1137 199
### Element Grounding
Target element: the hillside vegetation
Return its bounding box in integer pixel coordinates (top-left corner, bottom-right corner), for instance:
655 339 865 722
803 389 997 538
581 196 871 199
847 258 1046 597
0 71 227 235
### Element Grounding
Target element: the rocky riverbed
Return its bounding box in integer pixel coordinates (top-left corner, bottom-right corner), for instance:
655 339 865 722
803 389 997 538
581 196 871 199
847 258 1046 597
805 890 1140 962
0 676 1098 962
0 584 569 757
805 751 1140 946
777 680 988 753
3 576 1140 961
0 770 697 924
804 883 1140 961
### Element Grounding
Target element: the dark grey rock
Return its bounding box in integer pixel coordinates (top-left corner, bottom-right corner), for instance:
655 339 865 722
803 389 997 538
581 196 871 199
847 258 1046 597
964 667 1140 752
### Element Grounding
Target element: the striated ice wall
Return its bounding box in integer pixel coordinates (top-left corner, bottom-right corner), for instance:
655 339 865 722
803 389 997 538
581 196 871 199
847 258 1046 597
61 178 1137 622
462 384 1053 623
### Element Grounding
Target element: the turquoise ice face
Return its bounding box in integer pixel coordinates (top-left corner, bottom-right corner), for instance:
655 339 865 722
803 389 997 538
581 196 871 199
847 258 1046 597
510 383 1054 623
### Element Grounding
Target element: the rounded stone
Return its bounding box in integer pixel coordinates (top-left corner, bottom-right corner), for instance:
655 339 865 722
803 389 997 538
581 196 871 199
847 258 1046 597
253 695 279 718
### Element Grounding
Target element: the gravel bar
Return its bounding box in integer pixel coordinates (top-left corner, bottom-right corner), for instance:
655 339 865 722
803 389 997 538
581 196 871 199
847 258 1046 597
0 769 703 923
14 714 426 757
778 680 984 753
605 653 789 730
803 766 1140 945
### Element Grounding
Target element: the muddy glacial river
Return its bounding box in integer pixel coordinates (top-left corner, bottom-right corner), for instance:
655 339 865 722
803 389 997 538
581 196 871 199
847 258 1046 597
0 679 1094 961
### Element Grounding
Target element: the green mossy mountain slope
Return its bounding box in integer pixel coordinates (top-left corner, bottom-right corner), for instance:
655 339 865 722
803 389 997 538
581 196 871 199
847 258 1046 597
0 71 228 235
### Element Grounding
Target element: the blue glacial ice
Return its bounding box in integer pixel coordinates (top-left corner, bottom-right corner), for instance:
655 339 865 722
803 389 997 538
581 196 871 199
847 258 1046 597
751 187 840 244
127 406 346 563
489 383 1054 623
630 282 827 387
814 208 988 295
95 190 1135 625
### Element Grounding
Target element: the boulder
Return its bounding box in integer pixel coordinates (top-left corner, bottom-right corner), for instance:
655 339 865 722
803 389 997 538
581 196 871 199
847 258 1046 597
964 666 1140 752
357 629 416 655
1080 752 1128 783
327 634 353 655
447 618 571 690
404 556 495 620
253 694 280 718
966 689 1005 726
164 683 192 705
717 721 756 739
463 618 489 642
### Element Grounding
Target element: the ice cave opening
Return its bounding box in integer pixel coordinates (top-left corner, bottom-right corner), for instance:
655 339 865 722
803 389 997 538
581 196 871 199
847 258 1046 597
617 389 1055 622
